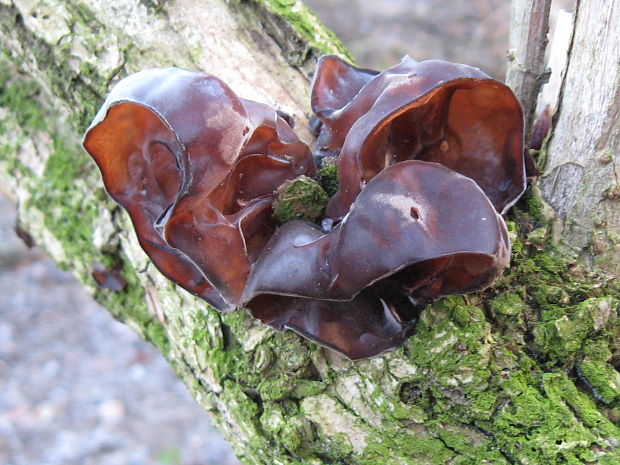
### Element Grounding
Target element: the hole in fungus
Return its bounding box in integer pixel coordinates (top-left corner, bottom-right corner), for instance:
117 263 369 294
83 57 525 360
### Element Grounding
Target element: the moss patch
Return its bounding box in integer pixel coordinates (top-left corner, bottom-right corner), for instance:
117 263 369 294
272 175 329 224
229 0 352 73
255 0 349 57
0 65 46 131
0 50 167 355
3 2 620 464
318 158 339 197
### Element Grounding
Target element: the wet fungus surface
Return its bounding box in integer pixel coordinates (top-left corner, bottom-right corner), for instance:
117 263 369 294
83 57 525 359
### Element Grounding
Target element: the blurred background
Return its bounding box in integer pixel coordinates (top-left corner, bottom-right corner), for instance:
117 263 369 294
307 0 510 78
0 1 569 464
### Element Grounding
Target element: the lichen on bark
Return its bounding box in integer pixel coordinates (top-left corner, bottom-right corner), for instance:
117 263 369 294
1 1 619 464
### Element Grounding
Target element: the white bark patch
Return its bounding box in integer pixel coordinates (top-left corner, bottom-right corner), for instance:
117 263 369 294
167 0 313 143
14 0 71 45
92 206 119 252
242 325 274 352
302 394 369 454
430 331 458 354
336 374 385 428
387 358 419 379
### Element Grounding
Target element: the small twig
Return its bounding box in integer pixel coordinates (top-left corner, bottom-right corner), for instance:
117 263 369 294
506 0 553 143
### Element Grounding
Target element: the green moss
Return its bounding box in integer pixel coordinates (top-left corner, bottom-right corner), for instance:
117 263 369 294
0 61 167 354
362 433 456 465
578 361 620 405
272 175 329 224
191 309 225 352
0 70 46 130
389 259 620 463
237 0 352 67
27 135 100 264
489 293 525 316
533 284 571 307
531 297 618 365
477 369 620 464
521 184 548 224
427 423 509 464
219 380 262 440
95 269 169 352
318 158 339 197
0 47 170 357
260 402 312 452
0 63 43 177
1 2 110 132
401 298 500 425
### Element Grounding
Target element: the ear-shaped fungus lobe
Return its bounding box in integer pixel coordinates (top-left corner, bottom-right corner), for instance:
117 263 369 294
83 68 313 310
310 56 379 155
244 161 510 359
311 56 525 218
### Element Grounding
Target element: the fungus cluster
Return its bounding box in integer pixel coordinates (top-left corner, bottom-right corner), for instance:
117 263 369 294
83 56 525 359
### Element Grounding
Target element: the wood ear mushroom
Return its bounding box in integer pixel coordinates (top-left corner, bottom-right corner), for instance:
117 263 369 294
83 58 525 360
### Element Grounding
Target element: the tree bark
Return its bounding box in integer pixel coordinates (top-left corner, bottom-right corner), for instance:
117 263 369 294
1 1 619 465
538 0 620 273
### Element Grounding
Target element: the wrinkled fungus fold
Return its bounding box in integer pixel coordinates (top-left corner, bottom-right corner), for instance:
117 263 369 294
311 55 525 218
83 67 313 311
83 58 525 359
243 161 510 358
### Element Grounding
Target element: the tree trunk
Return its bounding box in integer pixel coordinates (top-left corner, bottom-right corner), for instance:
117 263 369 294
538 0 620 273
1 1 618 464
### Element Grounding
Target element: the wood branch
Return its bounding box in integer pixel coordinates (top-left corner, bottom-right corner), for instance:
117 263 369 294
1 1 619 464
540 0 620 273
535 9 572 117
506 0 553 141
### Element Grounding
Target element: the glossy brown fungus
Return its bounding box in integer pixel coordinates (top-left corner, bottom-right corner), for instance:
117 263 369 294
311 55 525 219
243 161 510 358
83 58 525 360
83 67 313 311
91 262 127 292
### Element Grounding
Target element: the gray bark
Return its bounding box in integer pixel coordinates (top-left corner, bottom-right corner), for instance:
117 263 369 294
538 0 620 273
1 1 619 465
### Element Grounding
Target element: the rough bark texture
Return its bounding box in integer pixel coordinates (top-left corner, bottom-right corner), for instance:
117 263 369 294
1 1 619 465
538 0 620 274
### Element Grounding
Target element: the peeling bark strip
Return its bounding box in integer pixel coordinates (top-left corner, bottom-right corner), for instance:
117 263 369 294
505 0 553 141
1 1 619 464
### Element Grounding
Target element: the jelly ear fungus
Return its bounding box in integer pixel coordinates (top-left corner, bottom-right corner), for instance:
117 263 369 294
310 55 525 219
83 67 313 311
84 57 525 360
243 161 511 359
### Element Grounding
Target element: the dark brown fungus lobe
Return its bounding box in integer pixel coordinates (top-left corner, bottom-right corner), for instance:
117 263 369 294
244 161 510 359
91 262 127 292
530 104 552 152
311 55 526 219
83 68 313 311
14 222 35 248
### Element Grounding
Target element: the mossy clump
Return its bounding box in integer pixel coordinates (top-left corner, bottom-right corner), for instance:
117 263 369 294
318 158 339 197
578 360 620 405
272 175 329 224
